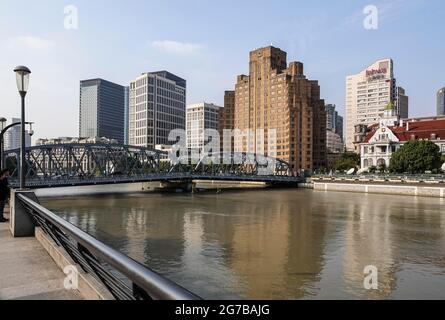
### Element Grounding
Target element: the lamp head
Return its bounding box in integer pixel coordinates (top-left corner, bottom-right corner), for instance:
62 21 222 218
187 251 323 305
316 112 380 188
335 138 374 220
14 65 31 95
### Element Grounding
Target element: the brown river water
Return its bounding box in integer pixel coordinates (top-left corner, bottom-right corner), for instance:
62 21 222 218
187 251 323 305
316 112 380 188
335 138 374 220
42 189 445 300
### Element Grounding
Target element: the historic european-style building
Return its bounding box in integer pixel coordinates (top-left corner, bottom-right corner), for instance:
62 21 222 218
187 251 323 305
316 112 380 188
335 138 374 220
356 106 445 169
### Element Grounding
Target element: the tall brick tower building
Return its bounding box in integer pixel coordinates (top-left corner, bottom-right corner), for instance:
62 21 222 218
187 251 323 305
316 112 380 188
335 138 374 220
227 46 326 172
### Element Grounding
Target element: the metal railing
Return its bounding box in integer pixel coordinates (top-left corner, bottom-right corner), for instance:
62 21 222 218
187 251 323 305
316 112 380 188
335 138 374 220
9 172 303 189
17 193 201 300
312 173 445 183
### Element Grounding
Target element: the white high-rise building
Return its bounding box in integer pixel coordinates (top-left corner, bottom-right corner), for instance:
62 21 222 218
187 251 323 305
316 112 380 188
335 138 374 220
186 102 221 150
4 118 32 151
129 71 186 148
345 59 398 151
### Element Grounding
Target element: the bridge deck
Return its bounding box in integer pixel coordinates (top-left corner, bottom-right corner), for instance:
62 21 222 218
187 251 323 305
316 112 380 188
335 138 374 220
11 174 303 189
0 208 82 300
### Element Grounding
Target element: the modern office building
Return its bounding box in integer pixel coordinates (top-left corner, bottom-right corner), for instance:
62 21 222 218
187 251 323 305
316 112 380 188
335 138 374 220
397 86 409 119
326 130 344 154
219 91 235 152
336 115 344 141
79 78 126 144
325 104 344 137
326 104 337 132
186 102 221 150
325 104 344 153
438 87 445 116
129 71 186 148
4 118 32 151
124 86 130 145
226 46 326 172
346 59 399 151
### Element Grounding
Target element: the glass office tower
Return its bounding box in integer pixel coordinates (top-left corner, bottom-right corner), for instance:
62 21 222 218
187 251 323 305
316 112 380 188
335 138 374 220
79 79 125 144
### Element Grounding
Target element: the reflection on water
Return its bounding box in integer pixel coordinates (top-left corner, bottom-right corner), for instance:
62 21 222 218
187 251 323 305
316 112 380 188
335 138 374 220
41 190 445 299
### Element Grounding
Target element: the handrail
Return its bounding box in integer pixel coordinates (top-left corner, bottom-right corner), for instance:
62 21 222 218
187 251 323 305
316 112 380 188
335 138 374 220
17 193 201 300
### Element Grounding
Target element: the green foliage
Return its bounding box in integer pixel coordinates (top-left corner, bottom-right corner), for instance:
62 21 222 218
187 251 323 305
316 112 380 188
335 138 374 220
389 140 442 174
334 152 360 171
385 101 395 110
368 165 377 173
341 152 361 163
378 162 387 173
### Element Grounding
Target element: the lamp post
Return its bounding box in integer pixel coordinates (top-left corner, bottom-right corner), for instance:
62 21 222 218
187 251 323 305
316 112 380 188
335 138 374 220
14 66 31 189
0 118 6 171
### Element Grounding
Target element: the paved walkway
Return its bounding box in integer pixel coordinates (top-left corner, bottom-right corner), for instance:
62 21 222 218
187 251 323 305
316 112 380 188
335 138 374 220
0 208 82 300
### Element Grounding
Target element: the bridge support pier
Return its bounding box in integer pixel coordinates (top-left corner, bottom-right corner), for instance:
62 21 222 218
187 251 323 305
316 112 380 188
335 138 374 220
159 181 193 193
9 190 37 237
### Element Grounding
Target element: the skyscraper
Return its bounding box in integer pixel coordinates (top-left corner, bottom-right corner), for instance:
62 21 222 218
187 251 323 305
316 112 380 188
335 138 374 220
4 118 31 151
336 114 344 141
325 104 343 135
79 79 125 143
219 91 235 152
397 86 409 119
325 104 344 153
129 71 186 148
186 102 221 150
227 46 326 171
346 59 398 151
438 87 445 116
124 86 130 145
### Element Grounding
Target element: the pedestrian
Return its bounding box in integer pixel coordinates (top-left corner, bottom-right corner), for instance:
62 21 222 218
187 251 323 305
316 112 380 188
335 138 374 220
0 169 11 223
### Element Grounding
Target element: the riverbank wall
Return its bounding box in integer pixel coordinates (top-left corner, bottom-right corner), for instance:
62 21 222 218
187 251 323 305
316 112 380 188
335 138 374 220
312 181 445 198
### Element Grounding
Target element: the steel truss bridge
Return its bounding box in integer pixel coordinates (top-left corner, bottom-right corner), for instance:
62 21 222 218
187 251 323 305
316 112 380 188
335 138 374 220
3 144 302 188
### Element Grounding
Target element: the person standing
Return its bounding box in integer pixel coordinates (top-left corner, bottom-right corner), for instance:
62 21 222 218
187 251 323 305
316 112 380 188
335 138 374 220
0 169 11 223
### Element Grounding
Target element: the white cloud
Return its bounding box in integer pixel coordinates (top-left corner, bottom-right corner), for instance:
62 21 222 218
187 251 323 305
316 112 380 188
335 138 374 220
151 40 203 56
9 36 55 52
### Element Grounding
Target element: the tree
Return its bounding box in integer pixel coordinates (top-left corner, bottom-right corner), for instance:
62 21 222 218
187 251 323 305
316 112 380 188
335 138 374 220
378 162 387 173
389 140 442 174
334 152 360 172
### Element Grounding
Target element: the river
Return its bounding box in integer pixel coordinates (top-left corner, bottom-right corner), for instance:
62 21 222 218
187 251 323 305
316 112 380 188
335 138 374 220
42 189 445 300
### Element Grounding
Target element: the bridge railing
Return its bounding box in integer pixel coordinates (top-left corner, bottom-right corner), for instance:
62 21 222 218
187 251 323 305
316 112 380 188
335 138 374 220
17 193 201 300
312 173 445 183
9 171 302 188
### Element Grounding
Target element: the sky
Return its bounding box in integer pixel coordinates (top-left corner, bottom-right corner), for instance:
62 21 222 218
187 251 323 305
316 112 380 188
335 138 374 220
0 0 444 141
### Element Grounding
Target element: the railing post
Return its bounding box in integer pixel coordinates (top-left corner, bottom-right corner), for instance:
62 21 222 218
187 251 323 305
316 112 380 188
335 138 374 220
10 190 38 237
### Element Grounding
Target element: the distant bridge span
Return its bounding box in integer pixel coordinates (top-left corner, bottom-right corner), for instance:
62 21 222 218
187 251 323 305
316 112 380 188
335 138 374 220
3 144 303 188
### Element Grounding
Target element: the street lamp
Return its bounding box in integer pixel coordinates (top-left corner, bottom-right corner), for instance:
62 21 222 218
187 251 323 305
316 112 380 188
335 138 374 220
14 65 31 189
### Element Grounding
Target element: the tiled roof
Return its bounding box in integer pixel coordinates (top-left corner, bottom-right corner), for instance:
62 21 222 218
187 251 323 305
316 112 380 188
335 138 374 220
364 119 445 143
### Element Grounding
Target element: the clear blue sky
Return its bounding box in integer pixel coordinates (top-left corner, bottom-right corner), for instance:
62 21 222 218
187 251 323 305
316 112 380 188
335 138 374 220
1 0 444 140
